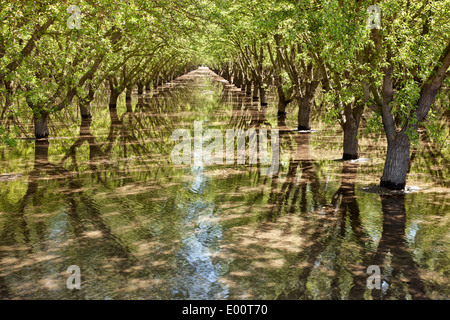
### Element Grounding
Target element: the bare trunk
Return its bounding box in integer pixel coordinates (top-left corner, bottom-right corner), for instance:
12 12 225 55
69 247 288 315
252 79 260 101
260 86 268 106
145 80 151 92
343 121 359 160
125 85 132 101
109 91 120 109
276 83 291 119
235 70 242 88
33 110 49 139
277 100 287 118
380 131 411 190
297 98 312 131
297 81 319 131
245 78 252 96
79 101 92 120
137 81 144 95
241 73 247 92
126 100 133 112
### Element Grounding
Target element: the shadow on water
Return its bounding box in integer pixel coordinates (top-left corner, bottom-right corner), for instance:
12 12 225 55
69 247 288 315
348 193 428 300
171 157 228 299
0 68 448 300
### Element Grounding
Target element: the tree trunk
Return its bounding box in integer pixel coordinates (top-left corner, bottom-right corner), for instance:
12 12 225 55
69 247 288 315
245 78 252 96
260 86 268 106
380 131 411 190
79 101 92 120
241 72 247 92
145 80 151 92
33 110 49 139
276 83 290 119
109 90 120 109
252 78 260 101
342 103 363 160
343 120 359 160
125 84 132 101
297 81 319 131
235 70 242 88
137 81 144 95
79 84 95 120
297 97 312 131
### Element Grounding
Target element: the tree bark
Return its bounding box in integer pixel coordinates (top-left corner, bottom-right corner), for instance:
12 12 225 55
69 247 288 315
380 131 411 190
252 77 260 101
245 77 252 96
343 120 359 160
79 84 95 120
235 69 243 88
297 81 319 131
33 110 49 139
342 103 364 160
125 84 132 101
145 80 151 92
79 101 92 120
259 86 268 105
137 81 144 95
109 90 120 109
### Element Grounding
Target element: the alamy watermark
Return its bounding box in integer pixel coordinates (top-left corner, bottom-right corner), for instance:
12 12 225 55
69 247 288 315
66 265 81 289
366 265 381 289
67 5 81 29
170 121 279 176
367 5 381 30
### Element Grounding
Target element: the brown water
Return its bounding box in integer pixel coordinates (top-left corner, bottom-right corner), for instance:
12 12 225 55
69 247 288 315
0 68 448 300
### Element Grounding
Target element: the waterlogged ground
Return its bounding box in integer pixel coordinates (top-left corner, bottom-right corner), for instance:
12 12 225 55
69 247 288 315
0 68 448 300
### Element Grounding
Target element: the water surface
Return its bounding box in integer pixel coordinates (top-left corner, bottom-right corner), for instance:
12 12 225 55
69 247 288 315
0 68 448 300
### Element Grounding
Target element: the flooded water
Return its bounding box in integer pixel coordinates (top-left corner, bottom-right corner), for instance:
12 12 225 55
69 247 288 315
0 68 448 300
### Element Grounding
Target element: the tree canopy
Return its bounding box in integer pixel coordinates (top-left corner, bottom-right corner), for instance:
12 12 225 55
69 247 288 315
1 0 449 189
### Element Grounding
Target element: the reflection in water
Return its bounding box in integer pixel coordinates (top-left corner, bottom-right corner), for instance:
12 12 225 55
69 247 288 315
172 148 228 299
373 194 428 300
0 68 448 300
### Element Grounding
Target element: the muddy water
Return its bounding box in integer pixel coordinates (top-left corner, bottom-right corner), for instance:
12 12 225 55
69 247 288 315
0 68 448 300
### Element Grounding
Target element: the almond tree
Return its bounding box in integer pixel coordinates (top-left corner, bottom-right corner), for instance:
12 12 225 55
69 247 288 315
366 0 450 189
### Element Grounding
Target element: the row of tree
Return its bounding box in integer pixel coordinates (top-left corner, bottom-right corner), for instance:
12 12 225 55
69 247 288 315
0 0 204 138
205 0 449 190
1 0 449 191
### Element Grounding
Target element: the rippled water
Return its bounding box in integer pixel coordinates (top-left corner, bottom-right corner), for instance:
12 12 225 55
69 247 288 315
0 68 448 300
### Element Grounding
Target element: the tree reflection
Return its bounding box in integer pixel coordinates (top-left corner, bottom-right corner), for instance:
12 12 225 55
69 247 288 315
348 193 428 300
0 69 444 300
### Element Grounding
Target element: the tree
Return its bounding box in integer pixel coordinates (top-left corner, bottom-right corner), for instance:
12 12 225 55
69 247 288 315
366 1 450 189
